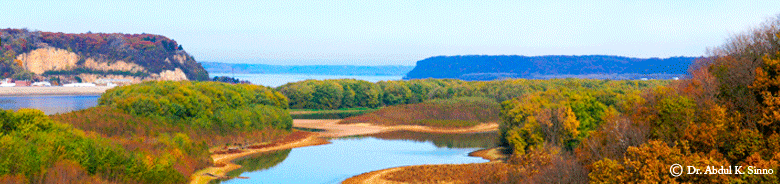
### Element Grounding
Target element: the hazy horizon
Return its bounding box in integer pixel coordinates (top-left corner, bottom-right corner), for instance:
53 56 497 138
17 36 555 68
201 54 701 66
3 1 779 65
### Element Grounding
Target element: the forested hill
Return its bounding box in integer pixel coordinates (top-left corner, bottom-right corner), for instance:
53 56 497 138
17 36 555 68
404 55 699 80
0 29 209 83
202 62 414 76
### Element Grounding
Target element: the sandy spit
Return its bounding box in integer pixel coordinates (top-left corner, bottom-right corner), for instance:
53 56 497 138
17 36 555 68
293 119 499 137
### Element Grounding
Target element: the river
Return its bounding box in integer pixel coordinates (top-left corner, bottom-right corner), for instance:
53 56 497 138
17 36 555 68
0 95 100 115
215 131 498 184
209 73 403 87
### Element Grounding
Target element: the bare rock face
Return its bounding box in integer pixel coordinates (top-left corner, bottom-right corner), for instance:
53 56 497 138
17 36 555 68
155 68 188 81
173 54 188 64
77 74 144 83
83 58 145 72
16 47 80 75
16 47 191 83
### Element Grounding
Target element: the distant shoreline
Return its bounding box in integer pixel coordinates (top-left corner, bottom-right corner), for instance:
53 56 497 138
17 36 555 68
0 87 112 96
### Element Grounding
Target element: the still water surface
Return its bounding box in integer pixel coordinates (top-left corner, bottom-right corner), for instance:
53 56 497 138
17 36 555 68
209 73 403 87
0 95 100 115
216 131 497 184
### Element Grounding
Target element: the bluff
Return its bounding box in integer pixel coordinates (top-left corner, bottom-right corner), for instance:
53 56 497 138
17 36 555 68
0 29 208 83
404 55 699 80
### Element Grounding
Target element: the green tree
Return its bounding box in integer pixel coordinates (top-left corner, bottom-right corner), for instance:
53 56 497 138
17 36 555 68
312 81 343 109
342 85 356 108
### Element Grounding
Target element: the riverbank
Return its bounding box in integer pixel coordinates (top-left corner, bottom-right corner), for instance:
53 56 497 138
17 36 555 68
0 86 112 96
293 119 499 137
190 119 501 184
344 147 511 184
190 131 329 184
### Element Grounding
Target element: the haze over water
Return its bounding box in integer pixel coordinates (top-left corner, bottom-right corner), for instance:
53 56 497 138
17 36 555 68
209 73 403 87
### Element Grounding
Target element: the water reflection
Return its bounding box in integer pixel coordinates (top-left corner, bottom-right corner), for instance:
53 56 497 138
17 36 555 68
216 131 495 184
0 95 100 115
366 130 499 149
211 149 291 183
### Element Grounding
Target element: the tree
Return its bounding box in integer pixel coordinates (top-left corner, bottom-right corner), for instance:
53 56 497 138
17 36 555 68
750 50 780 133
342 86 356 108
312 81 343 109
560 107 581 148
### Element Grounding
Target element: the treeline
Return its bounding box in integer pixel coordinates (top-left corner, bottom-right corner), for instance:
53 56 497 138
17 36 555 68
212 76 251 84
43 67 149 77
0 29 209 80
494 16 780 183
277 78 669 110
405 55 697 80
100 81 291 133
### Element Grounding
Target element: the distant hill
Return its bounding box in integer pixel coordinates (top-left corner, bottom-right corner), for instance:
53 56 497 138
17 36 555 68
202 62 414 76
0 29 209 83
404 55 700 80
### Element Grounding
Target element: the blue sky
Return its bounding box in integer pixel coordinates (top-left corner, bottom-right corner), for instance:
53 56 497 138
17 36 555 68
2 1 779 65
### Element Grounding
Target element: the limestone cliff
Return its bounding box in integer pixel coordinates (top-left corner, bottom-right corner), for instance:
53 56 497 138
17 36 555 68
16 47 189 83
83 58 146 72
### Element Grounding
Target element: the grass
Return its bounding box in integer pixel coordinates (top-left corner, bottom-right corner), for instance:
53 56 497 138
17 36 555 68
289 107 379 119
343 162 520 184
382 162 518 183
340 97 500 128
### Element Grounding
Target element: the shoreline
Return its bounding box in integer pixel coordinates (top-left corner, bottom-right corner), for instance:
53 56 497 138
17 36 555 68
344 147 510 184
190 119 501 184
0 87 112 96
190 131 330 184
293 119 499 137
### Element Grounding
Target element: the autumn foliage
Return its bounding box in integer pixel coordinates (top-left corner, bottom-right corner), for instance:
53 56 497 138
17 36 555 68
494 16 780 183
279 78 669 110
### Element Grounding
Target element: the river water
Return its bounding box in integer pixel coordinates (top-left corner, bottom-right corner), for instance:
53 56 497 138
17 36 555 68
209 73 403 87
215 131 498 184
0 95 100 115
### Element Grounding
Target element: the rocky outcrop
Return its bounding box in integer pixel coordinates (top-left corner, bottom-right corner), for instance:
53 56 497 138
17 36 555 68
83 58 145 72
16 47 80 75
77 74 145 84
154 68 188 81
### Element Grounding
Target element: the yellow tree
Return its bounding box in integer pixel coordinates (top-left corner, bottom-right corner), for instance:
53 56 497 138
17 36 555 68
750 49 780 133
560 107 580 148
